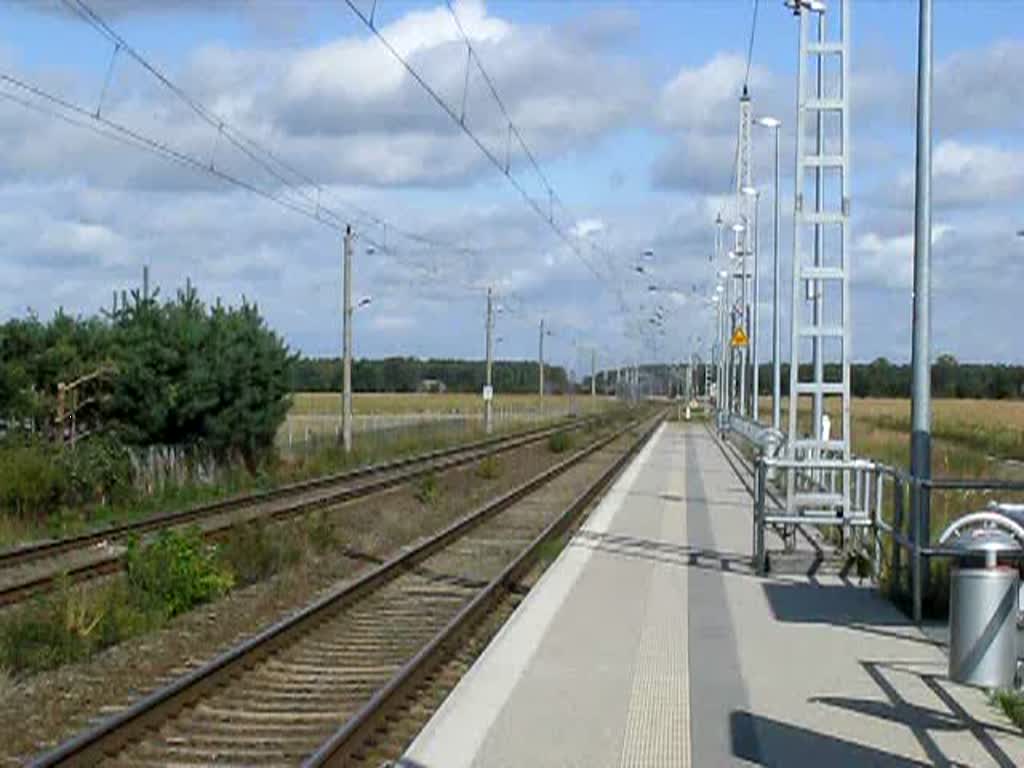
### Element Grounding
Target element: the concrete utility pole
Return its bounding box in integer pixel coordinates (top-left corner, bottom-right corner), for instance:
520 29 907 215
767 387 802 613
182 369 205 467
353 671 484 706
538 319 546 401
737 87 754 418
342 226 354 453
484 287 494 434
910 0 934 611
590 348 596 402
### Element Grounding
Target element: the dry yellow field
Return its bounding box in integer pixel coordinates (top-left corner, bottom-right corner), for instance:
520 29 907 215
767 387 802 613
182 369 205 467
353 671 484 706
290 392 614 416
761 396 1024 467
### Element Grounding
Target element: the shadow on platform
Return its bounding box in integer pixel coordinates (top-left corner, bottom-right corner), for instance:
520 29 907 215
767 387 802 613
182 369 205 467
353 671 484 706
807 659 1020 768
570 529 755 576
730 710 934 767
762 580 916 627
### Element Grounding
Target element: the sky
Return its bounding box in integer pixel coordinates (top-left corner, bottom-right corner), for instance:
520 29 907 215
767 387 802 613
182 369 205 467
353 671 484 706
1 0 1022 376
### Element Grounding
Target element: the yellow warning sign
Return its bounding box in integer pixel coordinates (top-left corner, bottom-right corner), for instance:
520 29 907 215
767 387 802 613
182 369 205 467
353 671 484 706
731 327 749 348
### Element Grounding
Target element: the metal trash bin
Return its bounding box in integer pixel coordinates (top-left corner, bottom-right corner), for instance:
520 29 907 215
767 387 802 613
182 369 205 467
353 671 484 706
940 522 1023 688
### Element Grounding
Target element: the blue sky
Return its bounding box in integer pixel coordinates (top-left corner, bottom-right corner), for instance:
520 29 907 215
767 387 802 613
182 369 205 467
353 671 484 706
1 0 1023 374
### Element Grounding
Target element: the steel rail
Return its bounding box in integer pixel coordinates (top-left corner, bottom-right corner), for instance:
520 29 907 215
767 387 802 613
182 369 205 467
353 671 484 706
30 411 661 767
305 414 663 765
0 416 603 607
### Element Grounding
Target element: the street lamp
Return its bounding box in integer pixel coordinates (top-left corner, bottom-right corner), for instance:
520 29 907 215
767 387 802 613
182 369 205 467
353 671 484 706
756 114 783 431
742 185 762 421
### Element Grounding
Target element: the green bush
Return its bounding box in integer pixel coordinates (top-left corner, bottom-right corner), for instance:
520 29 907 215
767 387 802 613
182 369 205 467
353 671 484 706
56 433 134 508
547 431 573 454
0 438 65 519
125 527 234 618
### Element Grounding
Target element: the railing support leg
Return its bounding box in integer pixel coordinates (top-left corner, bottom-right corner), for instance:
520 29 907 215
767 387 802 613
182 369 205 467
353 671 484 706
755 458 767 574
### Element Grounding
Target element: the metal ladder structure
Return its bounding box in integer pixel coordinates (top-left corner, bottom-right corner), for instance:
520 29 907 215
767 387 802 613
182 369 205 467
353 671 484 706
785 0 853 520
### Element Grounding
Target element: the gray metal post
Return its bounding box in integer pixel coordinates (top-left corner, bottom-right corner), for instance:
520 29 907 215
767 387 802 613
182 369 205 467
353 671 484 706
910 0 933 607
771 122 782 432
342 226 353 453
485 286 494 435
739 224 748 418
752 190 761 421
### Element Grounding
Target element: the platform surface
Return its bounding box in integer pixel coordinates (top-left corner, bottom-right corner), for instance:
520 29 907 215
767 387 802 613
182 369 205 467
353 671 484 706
402 422 1024 767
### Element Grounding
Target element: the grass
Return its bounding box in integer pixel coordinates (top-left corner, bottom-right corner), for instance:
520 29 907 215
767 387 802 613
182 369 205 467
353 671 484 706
547 430 574 454
533 535 570 569
414 472 443 507
475 455 502 480
993 690 1024 731
764 396 1024 465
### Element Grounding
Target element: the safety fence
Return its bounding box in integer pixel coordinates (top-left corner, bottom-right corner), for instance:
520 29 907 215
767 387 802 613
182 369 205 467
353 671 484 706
719 411 1024 623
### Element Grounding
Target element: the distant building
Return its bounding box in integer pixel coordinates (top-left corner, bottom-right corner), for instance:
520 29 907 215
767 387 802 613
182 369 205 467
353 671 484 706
417 378 447 394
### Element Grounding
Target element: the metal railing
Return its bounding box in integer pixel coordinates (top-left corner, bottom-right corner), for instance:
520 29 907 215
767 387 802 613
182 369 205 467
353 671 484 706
753 449 1024 622
721 409 1024 624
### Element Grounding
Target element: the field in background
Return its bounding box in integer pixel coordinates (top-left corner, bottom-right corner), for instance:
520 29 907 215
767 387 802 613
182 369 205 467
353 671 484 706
762 396 1024 468
280 393 618 455
290 392 611 416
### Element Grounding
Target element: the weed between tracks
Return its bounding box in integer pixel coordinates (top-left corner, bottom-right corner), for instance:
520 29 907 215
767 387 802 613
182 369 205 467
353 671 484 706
547 430 574 454
0 528 234 675
475 455 502 480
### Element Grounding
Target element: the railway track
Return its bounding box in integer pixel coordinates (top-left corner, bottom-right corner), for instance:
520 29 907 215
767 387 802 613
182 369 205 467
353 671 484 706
0 416 605 608
30 412 663 767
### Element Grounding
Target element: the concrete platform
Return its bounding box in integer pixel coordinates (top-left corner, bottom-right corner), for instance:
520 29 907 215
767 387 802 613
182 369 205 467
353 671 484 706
402 422 1024 767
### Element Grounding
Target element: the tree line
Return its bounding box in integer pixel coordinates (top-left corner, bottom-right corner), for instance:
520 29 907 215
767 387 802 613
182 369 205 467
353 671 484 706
590 356 1024 400
289 356 569 394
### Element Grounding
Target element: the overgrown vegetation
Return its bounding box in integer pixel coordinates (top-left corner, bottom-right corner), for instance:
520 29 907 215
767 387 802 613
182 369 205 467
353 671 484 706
547 430 573 454
124 528 234 618
414 472 443 506
0 527 232 675
219 519 303 586
476 455 502 480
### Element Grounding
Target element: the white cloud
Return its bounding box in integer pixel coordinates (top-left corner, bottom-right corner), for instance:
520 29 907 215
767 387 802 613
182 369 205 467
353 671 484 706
652 53 784 192
854 225 953 290
1 1 647 191
571 218 605 238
